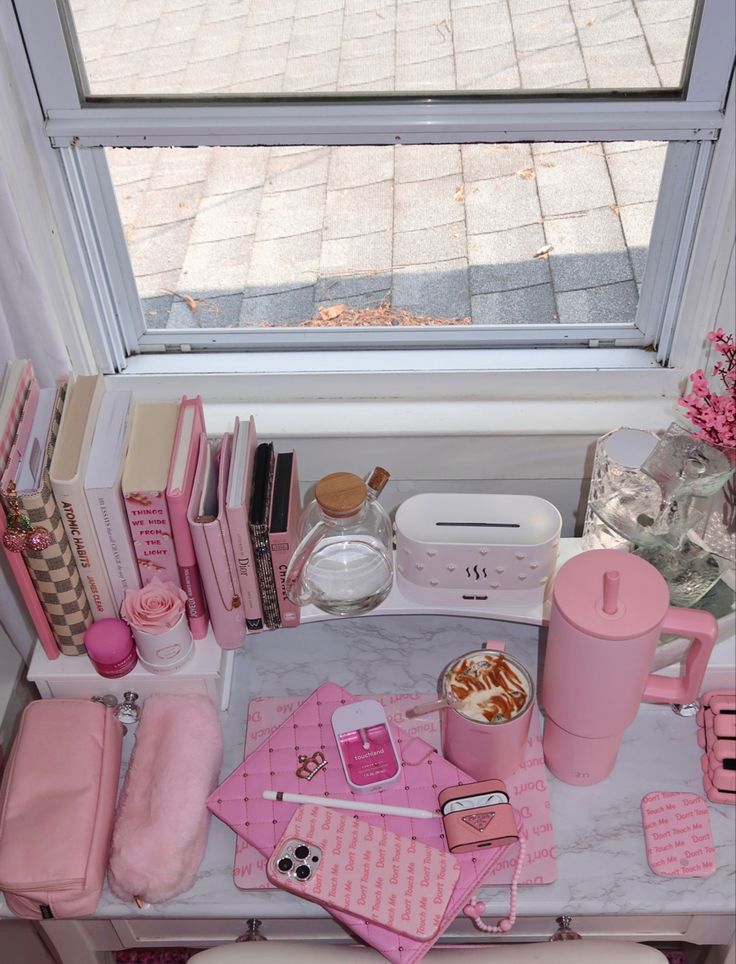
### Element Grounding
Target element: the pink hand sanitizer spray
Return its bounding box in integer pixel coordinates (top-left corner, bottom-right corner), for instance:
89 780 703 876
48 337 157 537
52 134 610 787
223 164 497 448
332 700 401 793
541 549 718 786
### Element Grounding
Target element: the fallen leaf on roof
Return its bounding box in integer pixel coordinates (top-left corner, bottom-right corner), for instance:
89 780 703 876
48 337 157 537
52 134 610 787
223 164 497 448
257 303 471 328
517 168 536 180
435 17 452 40
533 244 554 260
609 203 620 215
163 288 199 312
453 184 465 202
319 304 348 321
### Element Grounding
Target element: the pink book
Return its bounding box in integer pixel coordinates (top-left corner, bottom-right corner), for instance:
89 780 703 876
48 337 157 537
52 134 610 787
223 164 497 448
188 434 246 650
268 450 301 628
2 381 93 656
122 402 181 587
225 416 264 633
166 396 209 639
0 364 58 660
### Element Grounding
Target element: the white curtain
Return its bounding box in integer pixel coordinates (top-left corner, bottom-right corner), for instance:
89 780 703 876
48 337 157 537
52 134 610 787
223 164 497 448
0 166 69 660
0 155 71 662
0 164 69 386
0 13 75 661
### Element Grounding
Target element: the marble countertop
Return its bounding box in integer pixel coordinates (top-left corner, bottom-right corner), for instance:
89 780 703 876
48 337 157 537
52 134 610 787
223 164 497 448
85 613 735 923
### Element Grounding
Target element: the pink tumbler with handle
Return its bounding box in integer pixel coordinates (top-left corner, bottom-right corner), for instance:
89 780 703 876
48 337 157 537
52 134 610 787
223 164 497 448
541 549 718 786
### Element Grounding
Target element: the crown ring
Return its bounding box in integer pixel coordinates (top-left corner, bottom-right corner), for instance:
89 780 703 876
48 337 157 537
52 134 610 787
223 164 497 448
296 751 327 781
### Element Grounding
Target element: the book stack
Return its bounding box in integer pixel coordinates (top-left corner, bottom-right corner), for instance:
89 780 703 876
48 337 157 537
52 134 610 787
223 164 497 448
0 361 303 661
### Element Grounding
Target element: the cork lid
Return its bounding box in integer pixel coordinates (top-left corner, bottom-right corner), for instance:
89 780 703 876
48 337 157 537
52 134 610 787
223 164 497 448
315 472 367 517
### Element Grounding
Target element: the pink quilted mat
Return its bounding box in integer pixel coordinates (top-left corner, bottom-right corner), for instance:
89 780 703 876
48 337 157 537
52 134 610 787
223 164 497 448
208 684 556 964
234 691 556 888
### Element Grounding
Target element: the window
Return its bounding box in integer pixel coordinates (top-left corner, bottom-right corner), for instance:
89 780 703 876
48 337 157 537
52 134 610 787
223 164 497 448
5 0 735 382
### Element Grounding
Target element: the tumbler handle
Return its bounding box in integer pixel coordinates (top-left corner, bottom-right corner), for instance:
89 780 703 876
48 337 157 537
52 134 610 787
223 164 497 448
642 607 718 704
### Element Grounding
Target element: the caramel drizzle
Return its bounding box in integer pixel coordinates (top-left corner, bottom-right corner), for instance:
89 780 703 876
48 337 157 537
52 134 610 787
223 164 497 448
449 654 528 722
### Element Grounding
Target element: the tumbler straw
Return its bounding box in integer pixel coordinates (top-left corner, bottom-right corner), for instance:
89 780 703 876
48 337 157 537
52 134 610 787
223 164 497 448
405 696 455 719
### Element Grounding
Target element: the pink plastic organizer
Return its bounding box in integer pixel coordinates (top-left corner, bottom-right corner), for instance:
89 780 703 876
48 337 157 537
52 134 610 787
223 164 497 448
696 690 736 805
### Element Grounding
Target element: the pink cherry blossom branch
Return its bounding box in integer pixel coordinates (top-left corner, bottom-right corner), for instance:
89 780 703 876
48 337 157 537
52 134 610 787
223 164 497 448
678 328 736 456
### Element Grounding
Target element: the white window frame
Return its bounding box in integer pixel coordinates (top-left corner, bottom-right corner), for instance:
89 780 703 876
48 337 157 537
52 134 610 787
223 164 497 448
2 0 735 432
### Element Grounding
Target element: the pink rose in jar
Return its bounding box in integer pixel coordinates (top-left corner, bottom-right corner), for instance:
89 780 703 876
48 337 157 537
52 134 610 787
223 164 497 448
121 577 188 635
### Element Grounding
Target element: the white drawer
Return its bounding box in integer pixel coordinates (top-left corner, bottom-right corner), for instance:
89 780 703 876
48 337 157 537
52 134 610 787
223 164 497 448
27 634 234 710
38 674 210 702
110 913 733 948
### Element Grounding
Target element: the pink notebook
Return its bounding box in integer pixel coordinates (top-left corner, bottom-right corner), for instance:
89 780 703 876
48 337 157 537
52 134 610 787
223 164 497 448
0 362 58 659
188 434 246 650
208 683 522 964
166 396 209 640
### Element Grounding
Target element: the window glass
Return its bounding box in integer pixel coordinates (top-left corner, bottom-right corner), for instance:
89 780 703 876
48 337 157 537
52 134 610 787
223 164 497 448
67 0 698 98
108 141 666 332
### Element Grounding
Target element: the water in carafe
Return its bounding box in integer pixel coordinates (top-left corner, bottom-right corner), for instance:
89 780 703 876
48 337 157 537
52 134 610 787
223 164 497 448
285 470 393 617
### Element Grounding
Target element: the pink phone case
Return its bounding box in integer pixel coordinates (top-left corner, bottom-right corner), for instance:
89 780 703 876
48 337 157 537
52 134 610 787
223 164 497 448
265 803 461 940
641 791 716 878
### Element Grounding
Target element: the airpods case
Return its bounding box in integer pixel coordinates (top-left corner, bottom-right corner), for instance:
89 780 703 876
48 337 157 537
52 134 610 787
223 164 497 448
439 779 519 853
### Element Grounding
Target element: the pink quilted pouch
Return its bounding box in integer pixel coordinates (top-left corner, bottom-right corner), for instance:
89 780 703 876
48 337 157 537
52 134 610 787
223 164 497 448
0 699 123 919
108 694 222 905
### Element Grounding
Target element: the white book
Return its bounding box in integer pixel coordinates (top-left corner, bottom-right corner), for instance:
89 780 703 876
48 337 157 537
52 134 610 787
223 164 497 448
50 374 117 620
84 390 141 610
15 389 56 493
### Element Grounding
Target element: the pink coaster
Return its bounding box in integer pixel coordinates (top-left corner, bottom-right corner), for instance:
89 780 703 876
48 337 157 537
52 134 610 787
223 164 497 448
233 692 556 889
641 791 716 878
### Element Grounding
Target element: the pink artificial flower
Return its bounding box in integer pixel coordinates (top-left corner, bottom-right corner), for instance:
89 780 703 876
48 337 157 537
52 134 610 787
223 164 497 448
121 577 188 635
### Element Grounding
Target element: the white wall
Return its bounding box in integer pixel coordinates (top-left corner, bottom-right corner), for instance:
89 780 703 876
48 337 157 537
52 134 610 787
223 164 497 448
0 624 30 759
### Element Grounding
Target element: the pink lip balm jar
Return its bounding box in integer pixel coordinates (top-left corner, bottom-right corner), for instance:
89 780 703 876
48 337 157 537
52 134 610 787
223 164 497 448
84 618 138 679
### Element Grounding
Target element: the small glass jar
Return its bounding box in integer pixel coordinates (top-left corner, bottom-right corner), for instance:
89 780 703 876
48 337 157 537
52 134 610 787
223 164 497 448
285 471 393 617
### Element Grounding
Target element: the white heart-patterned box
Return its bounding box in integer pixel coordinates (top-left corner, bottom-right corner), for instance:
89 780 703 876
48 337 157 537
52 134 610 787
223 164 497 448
394 494 561 609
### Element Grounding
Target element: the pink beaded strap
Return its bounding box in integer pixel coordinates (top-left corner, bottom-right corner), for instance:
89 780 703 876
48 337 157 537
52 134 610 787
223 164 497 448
463 832 527 934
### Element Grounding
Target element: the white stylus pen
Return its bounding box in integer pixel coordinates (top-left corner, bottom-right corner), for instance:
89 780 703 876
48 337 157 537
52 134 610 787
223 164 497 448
263 789 435 819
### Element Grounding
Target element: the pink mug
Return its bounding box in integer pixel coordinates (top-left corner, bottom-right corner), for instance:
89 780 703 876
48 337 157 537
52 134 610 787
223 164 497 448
440 642 535 780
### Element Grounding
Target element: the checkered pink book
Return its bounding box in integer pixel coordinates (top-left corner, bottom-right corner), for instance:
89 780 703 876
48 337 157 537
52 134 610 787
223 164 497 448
233 691 557 889
0 361 58 660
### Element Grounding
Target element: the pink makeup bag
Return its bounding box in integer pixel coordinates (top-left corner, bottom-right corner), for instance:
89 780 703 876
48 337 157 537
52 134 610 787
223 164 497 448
0 699 123 918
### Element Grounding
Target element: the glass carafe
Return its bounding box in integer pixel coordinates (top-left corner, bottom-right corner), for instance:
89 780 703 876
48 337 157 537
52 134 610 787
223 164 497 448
285 471 393 617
